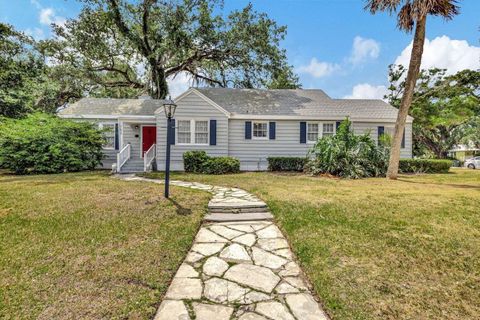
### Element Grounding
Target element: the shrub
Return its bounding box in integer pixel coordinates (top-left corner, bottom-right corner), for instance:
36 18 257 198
399 159 451 174
183 151 240 174
202 157 240 174
0 113 104 174
183 150 209 173
267 157 306 172
305 119 389 179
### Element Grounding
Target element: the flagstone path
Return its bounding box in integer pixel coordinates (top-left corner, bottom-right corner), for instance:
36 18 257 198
116 175 329 320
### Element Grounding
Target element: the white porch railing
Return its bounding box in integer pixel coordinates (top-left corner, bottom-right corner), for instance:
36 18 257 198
116 143 131 172
144 143 156 172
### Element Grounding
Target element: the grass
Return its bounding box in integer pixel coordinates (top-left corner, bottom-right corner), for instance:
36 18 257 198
143 169 480 320
0 171 209 319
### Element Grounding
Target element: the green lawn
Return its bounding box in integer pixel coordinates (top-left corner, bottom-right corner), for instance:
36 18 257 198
143 169 480 320
0 171 209 319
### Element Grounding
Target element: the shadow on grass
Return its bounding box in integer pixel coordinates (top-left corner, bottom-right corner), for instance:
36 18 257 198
397 178 480 190
167 198 193 216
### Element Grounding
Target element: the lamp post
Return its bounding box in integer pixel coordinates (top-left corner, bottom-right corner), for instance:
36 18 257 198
163 97 177 198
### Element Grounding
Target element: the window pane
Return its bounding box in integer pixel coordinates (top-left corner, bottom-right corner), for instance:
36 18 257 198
195 121 208 144
178 120 191 143
253 122 267 138
101 123 115 149
307 123 318 141
323 123 334 136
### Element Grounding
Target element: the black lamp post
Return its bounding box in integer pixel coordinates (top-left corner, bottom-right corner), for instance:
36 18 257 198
163 97 177 198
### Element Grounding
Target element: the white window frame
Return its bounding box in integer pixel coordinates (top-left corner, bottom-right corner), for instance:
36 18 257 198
252 121 269 140
307 122 319 143
176 119 210 146
99 122 116 150
322 122 335 137
307 121 336 143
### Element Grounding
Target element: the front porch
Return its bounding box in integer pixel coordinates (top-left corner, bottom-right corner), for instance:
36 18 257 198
115 120 158 173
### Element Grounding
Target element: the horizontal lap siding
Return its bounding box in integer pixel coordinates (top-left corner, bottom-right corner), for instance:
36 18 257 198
156 92 228 170
352 122 413 158
228 120 311 171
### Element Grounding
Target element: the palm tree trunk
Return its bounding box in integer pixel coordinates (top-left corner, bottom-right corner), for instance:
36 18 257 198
386 15 427 179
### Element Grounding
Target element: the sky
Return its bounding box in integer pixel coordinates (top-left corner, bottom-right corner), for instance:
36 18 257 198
1 0 479 99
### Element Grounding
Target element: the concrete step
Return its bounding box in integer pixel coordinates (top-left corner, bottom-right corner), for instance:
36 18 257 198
204 212 274 222
209 206 269 214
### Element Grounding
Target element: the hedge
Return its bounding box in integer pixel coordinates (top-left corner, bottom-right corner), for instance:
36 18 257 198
267 157 306 172
0 113 104 174
399 159 452 174
183 151 240 174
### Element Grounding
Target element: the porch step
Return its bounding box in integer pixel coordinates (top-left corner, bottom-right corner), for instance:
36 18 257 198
208 206 269 214
119 159 145 173
204 212 274 222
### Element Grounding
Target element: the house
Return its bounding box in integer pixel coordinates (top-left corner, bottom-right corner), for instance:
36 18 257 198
448 144 480 162
58 88 413 172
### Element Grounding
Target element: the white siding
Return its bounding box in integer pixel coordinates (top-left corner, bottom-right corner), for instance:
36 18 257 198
228 120 413 171
228 119 310 170
120 122 156 159
156 91 229 170
352 122 413 159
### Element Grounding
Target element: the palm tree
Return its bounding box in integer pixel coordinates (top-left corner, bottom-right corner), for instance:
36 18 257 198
365 0 460 179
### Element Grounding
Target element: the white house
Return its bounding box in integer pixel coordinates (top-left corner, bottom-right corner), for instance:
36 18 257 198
58 87 413 172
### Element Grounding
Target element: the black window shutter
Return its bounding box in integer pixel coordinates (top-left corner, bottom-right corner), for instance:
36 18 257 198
336 121 341 132
245 121 252 140
269 122 276 140
169 119 175 145
401 128 405 148
114 123 119 150
209 120 217 145
377 126 384 144
300 122 307 144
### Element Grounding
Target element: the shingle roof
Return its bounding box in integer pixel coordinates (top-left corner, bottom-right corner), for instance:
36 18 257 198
58 98 166 116
195 88 411 121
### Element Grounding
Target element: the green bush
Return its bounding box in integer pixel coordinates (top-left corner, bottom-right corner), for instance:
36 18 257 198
267 157 306 172
399 159 452 174
183 150 209 173
305 119 389 179
183 151 240 174
202 157 240 174
0 113 104 174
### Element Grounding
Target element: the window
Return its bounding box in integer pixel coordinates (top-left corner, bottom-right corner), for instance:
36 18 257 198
195 120 208 144
177 120 209 145
322 123 334 137
307 123 319 142
253 122 268 139
178 120 191 144
99 123 115 149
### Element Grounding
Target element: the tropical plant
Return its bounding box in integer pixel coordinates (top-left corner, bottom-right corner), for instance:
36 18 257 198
44 0 300 100
305 119 389 179
0 113 104 174
365 0 460 179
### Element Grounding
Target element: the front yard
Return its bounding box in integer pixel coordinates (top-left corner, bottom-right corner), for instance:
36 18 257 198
0 171 209 319
144 169 480 320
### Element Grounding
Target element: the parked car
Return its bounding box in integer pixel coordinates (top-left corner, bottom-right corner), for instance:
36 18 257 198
465 156 480 169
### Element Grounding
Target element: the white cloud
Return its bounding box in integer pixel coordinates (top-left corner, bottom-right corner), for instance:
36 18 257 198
349 36 380 64
167 72 193 99
344 83 388 100
39 7 66 26
297 58 340 78
395 36 480 74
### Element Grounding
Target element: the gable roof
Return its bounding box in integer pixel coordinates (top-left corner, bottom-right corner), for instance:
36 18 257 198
194 88 412 121
58 98 166 117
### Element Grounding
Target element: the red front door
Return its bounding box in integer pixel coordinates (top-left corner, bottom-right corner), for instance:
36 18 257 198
142 126 157 156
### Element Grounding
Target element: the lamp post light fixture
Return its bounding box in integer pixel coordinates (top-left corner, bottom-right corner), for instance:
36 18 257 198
163 97 177 198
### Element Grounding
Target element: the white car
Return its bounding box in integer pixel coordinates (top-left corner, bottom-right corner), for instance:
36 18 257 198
465 156 480 169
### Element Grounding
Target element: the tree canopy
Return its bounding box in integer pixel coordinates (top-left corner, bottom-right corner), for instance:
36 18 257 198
386 64 480 158
44 0 300 99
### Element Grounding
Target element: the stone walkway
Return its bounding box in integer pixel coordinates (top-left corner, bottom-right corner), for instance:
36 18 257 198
116 175 329 320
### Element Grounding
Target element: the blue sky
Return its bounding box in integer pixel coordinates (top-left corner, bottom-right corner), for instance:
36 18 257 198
2 0 479 98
